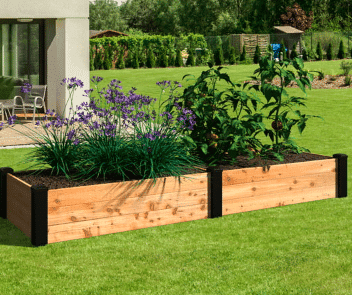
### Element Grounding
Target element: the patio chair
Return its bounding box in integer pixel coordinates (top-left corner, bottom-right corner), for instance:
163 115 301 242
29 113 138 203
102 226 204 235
11 85 47 123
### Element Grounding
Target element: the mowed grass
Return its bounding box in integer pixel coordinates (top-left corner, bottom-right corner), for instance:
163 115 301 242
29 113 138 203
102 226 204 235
1 60 352 294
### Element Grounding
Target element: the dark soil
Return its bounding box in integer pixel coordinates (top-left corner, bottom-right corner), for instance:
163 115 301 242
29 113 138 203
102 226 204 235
11 152 332 190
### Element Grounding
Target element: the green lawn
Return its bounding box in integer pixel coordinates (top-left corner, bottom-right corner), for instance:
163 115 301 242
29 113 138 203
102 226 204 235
1 60 352 294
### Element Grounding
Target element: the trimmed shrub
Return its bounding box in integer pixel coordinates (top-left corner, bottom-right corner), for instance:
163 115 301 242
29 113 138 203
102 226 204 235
302 48 309 61
290 43 298 59
326 43 333 60
214 45 224 65
132 52 139 69
195 54 202 66
240 45 246 61
94 48 104 70
229 46 236 65
208 50 215 66
186 49 195 66
116 51 125 69
146 47 155 68
316 42 323 60
253 45 261 64
279 40 287 60
267 44 274 59
168 52 175 67
175 49 183 67
337 40 345 59
159 48 168 68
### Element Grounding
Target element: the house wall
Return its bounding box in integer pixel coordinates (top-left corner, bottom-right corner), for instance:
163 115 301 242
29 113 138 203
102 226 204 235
0 0 90 120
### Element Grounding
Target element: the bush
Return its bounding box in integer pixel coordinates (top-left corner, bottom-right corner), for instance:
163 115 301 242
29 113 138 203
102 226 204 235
316 42 323 60
340 60 352 76
214 45 224 65
208 50 215 66
132 52 139 69
240 45 246 61
290 43 298 59
175 49 183 67
337 40 345 59
116 51 125 69
302 48 309 61
186 49 195 66
326 43 333 60
345 75 352 86
228 46 237 65
146 47 155 68
279 40 287 60
168 52 176 67
266 44 274 59
253 45 261 64
159 49 168 68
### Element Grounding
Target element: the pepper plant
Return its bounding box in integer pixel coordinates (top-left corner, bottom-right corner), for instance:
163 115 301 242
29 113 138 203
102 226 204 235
248 56 324 161
162 64 266 167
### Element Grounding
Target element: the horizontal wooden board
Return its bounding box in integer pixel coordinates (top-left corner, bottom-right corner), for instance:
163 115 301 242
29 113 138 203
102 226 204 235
223 171 335 201
7 174 32 238
223 185 335 215
48 187 208 226
47 172 209 208
48 204 208 244
222 158 336 186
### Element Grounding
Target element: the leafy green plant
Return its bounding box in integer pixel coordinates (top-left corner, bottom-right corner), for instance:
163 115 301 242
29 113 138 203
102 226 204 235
146 46 156 68
302 48 309 61
240 45 246 61
344 75 351 86
163 66 266 166
318 71 325 80
253 45 261 64
249 56 324 160
279 40 287 60
290 43 298 59
175 49 183 67
316 42 323 60
116 51 125 69
228 46 237 65
340 60 352 76
168 50 176 67
214 45 224 66
132 52 140 69
186 49 195 66
326 43 333 60
266 44 274 60
337 40 345 59
208 50 215 67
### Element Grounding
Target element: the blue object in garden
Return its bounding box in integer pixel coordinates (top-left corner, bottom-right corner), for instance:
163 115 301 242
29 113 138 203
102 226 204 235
271 43 287 59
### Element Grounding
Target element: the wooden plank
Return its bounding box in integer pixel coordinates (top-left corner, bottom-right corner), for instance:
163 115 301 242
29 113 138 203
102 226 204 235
48 187 208 226
48 172 209 208
222 158 335 186
47 204 208 244
7 199 31 238
223 185 335 215
7 174 32 238
223 171 335 201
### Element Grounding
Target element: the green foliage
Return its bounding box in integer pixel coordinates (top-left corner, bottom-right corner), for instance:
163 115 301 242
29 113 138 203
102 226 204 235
116 51 125 69
337 40 345 59
94 46 104 70
214 45 224 66
290 43 298 59
175 49 183 67
208 50 215 67
326 43 333 60
146 46 155 68
345 75 352 86
316 42 323 60
302 48 309 61
279 40 287 60
253 45 261 64
159 48 168 68
240 45 246 61
186 50 195 67
168 51 176 67
228 46 237 65
340 60 352 76
132 52 140 69
266 44 274 59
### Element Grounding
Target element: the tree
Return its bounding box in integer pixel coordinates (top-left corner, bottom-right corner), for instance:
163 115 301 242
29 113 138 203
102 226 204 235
290 43 298 59
146 46 155 68
116 50 125 69
253 45 261 64
316 42 323 60
280 3 314 32
279 40 287 60
186 49 195 67
326 43 333 60
240 45 246 61
214 45 224 65
89 0 127 32
337 40 346 59
175 49 183 67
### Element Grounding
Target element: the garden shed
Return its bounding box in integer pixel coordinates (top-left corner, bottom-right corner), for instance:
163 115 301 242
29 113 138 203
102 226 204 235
272 26 303 55
89 30 128 39
0 0 89 120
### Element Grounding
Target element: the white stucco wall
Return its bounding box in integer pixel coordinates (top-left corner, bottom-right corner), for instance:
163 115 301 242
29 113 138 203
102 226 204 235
0 0 90 120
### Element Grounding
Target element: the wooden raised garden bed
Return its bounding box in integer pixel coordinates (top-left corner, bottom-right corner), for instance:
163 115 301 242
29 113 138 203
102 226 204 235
0 153 347 247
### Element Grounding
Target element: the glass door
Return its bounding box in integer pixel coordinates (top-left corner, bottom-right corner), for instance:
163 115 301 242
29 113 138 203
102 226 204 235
0 19 45 102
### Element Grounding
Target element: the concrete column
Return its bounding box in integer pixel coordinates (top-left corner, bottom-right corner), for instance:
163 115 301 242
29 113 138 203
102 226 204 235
46 18 89 119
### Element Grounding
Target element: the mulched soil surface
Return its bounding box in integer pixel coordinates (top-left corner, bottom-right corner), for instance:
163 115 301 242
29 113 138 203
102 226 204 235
244 74 352 89
11 152 332 190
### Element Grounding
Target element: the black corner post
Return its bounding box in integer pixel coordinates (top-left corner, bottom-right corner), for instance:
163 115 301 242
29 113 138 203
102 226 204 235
0 167 14 220
207 166 223 218
31 185 49 247
333 154 348 198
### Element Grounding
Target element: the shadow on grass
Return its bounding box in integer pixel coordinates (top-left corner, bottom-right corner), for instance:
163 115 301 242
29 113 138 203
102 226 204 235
0 218 36 247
